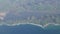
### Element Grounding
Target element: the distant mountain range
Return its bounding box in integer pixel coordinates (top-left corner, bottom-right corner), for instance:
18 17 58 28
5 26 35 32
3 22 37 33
0 11 59 26
0 0 60 26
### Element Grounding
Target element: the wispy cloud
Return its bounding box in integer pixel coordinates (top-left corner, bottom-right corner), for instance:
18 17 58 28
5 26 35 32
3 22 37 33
0 12 7 20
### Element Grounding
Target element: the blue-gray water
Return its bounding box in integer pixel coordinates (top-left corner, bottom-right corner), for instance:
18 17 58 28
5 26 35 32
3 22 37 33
0 24 60 34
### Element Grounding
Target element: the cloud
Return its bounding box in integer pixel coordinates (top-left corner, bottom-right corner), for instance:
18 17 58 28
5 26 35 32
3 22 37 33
0 12 7 20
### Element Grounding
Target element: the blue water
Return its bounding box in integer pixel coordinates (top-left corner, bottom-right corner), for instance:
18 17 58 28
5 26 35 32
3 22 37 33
0 24 60 34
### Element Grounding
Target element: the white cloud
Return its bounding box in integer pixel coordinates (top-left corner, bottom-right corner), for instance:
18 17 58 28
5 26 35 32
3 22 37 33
0 12 7 20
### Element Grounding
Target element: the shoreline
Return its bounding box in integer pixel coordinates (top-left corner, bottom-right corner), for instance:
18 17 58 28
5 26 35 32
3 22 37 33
0 23 60 29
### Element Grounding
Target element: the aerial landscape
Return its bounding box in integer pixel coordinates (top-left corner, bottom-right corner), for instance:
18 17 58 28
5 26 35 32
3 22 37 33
0 0 60 34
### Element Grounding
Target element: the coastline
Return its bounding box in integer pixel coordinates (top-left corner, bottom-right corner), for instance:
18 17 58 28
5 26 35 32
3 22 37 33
0 23 60 29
